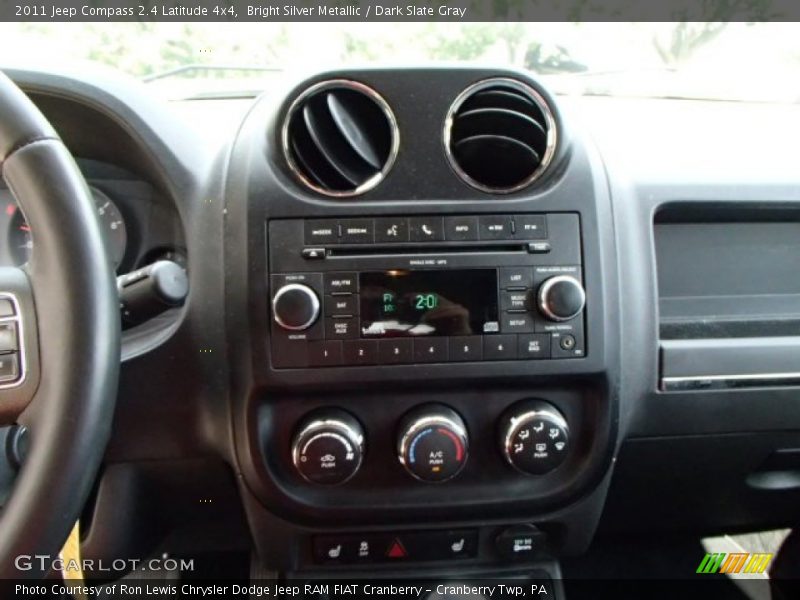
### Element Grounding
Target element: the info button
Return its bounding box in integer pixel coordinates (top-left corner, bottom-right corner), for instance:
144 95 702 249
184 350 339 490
444 216 479 241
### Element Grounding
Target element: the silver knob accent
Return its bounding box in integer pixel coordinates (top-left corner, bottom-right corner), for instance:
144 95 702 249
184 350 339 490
537 275 585 322
272 283 320 331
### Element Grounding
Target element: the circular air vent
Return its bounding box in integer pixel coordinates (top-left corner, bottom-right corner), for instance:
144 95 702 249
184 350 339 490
444 78 557 194
282 80 399 197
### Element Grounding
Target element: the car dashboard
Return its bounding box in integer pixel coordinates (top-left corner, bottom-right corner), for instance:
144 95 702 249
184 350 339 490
2 63 799 583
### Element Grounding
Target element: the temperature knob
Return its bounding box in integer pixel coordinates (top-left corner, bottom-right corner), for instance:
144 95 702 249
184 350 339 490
537 275 585 322
397 405 468 482
499 401 569 475
272 283 320 331
292 410 365 485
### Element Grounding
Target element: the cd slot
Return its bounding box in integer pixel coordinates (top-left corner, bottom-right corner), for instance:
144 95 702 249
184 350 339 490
327 242 532 257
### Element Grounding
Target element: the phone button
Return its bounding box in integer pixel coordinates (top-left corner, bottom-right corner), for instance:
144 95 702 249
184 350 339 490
409 217 444 242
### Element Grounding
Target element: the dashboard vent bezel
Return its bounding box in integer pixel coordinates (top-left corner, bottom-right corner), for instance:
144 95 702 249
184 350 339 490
281 79 400 198
443 77 558 195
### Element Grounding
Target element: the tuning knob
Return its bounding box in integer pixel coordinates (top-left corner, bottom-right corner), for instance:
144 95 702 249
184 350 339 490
499 401 569 475
272 283 320 331
291 410 365 485
537 275 585 322
397 405 469 482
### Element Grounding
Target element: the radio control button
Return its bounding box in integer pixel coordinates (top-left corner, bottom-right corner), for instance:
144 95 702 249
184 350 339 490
501 290 533 311
513 215 547 239
499 268 533 290
340 219 374 244
308 340 343 367
449 336 482 362
479 215 514 240
483 335 518 360
325 316 359 339
501 313 535 334
409 217 444 242
324 272 358 295
343 340 378 365
325 294 358 317
518 334 551 359
378 339 413 364
304 219 339 245
375 218 409 243
413 338 448 363
444 216 479 241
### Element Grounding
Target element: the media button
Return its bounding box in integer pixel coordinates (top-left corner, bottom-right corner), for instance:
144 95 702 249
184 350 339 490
340 219 374 244
501 313 535 334
479 215 514 240
514 215 547 239
304 219 338 245
308 341 343 367
325 317 359 339
325 294 358 316
499 268 533 289
375 217 409 243
517 334 551 359
378 339 413 364
324 272 358 295
409 217 444 242
501 290 532 311
483 335 518 360
449 336 482 362
444 216 479 241
413 338 448 363
343 340 378 365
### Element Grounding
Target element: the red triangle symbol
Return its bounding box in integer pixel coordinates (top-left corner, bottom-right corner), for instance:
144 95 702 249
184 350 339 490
386 539 407 558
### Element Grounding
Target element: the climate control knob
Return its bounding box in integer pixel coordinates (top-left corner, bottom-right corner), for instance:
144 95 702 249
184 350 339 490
397 405 469 482
537 275 585 322
499 401 569 475
291 410 365 485
272 283 320 331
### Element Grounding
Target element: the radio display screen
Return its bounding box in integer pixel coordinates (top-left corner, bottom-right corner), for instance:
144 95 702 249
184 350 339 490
359 269 499 337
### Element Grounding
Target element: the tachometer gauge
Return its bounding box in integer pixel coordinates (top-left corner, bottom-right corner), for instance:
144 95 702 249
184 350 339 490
9 187 127 270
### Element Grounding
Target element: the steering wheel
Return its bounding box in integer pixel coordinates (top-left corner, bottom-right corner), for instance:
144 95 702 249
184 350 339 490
0 72 120 577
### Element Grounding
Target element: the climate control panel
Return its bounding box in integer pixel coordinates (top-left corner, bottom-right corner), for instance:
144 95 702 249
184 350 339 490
289 401 569 486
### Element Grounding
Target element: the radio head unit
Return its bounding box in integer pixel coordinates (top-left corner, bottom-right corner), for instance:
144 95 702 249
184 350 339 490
268 213 584 369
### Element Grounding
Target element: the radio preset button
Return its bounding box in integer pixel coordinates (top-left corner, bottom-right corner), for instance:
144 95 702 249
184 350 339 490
484 335 518 360
514 215 547 239
324 273 358 295
325 294 358 317
479 215 514 240
413 338 448 363
444 216 479 241
499 268 533 289
449 336 482 362
325 316 359 339
378 339 413 364
518 334 551 359
343 340 378 365
308 340 343 367
501 313 535 334
375 218 409 243
304 219 339 245
409 217 444 242
340 219 375 244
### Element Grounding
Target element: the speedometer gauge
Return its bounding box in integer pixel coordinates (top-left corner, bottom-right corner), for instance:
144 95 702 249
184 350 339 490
9 187 127 270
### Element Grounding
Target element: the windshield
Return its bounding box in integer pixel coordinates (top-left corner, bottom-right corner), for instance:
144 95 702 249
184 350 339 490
2 22 798 102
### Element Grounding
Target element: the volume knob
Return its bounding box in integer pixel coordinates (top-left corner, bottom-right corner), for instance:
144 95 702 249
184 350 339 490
272 283 320 331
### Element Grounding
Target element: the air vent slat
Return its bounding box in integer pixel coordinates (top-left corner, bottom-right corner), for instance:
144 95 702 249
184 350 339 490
454 135 540 189
327 92 383 170
445 78 556 193
302 101 372 186
283 80 398 197
454 108 546 152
